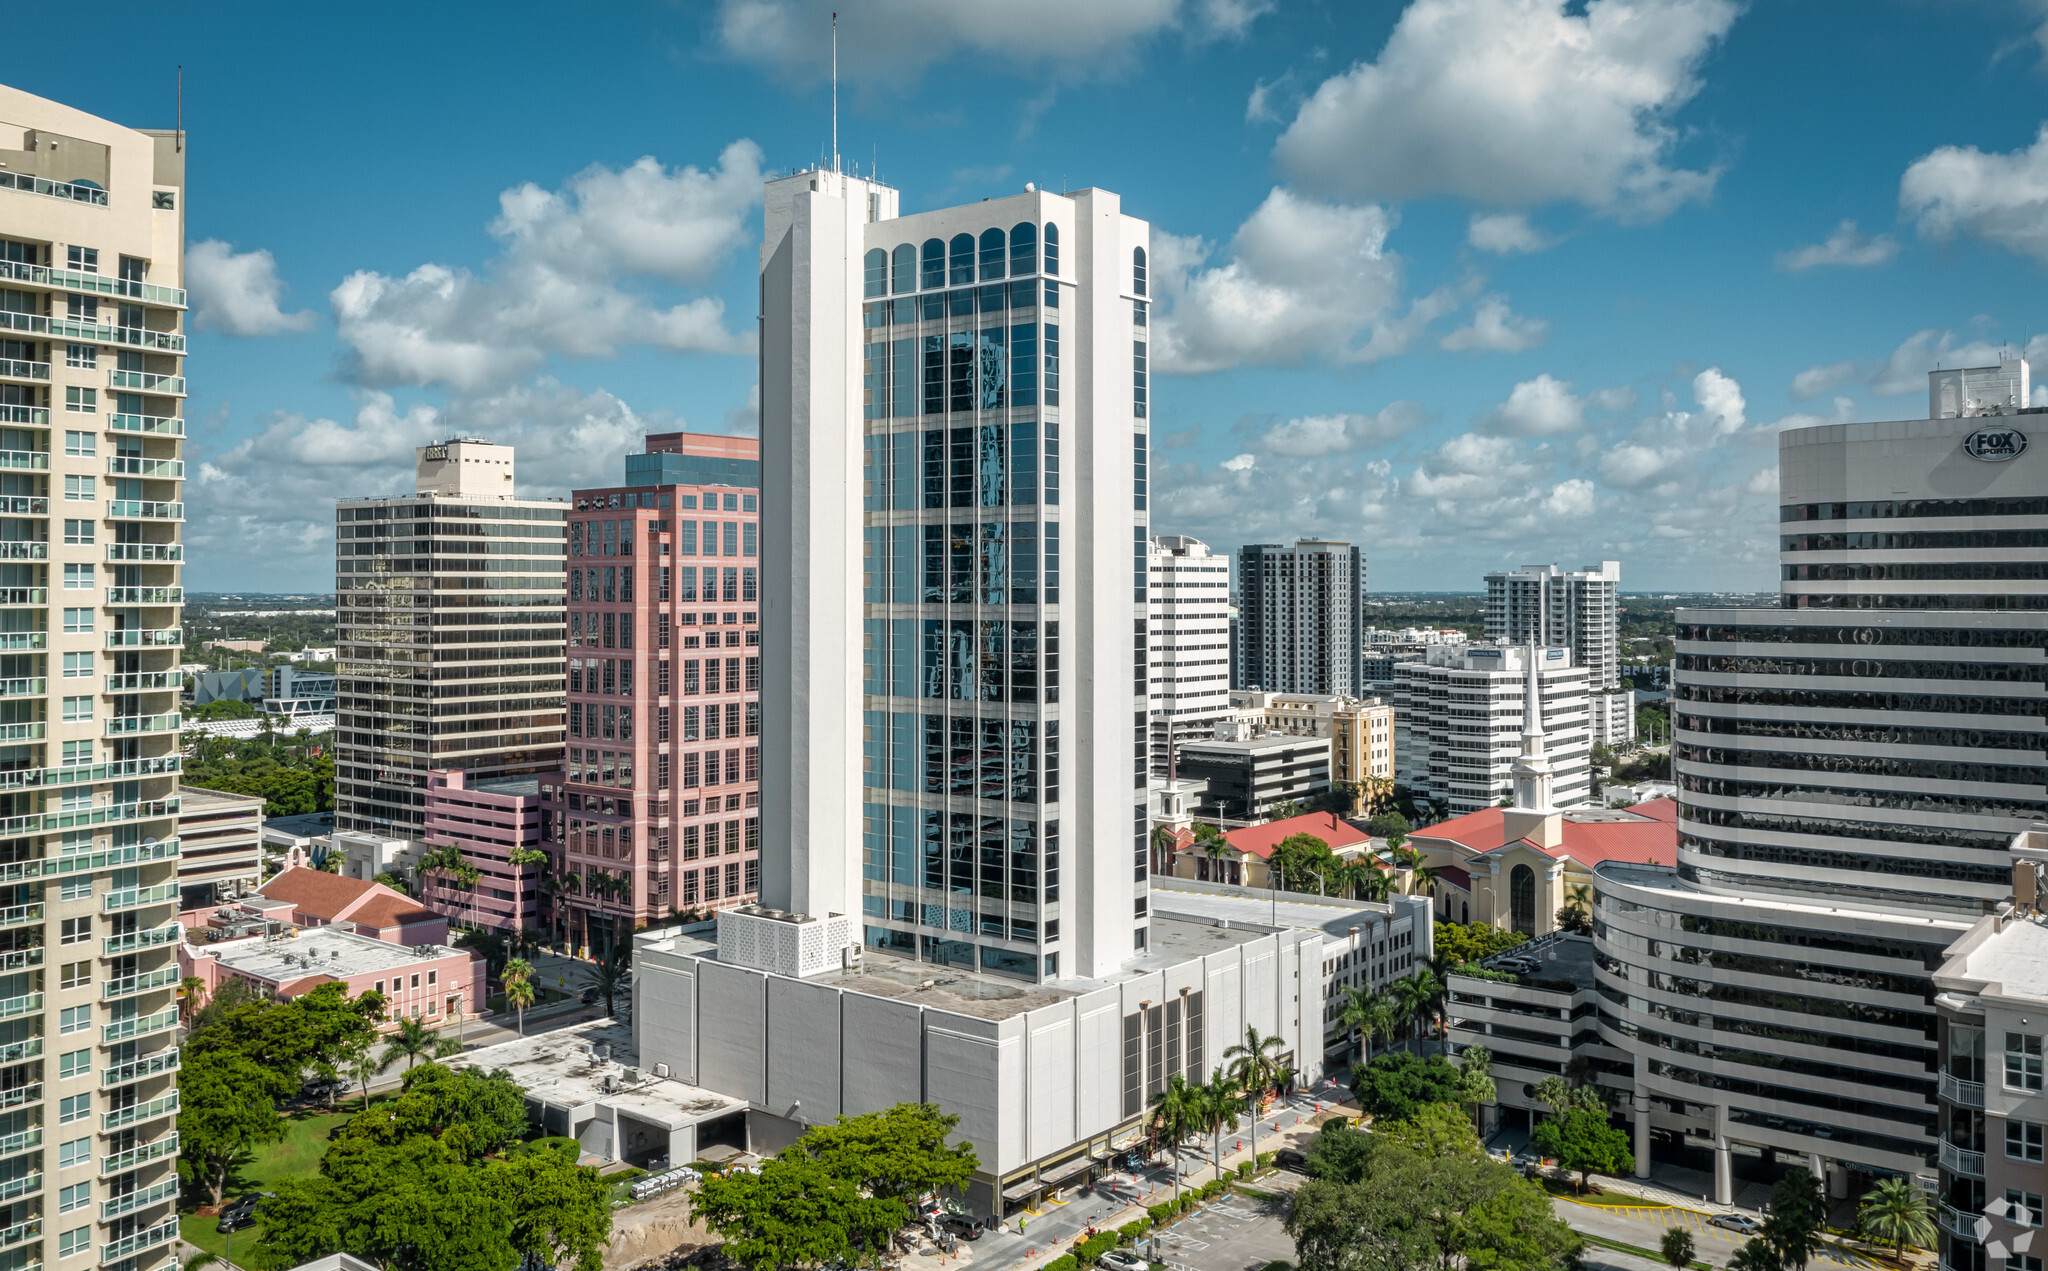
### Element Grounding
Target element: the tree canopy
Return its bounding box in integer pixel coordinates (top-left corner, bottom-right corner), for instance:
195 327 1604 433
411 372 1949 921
1349 1051 1468 1123
1528 1106 1634 1193
1434 923 1529 967
183 731 334 816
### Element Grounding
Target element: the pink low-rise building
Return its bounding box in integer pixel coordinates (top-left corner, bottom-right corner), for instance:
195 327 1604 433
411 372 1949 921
180 923 487 1030
253 866 452 945
420 768 550 935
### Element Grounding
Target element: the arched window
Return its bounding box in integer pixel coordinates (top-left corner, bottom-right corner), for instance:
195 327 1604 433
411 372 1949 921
863 248 887 299
891 243 915 295
949 233 975 286
1510 864 1536 936
979 227 1006 281
1132 245 1147 296
921 238 945 289
1044 222 1060 276
1009 222 1037 276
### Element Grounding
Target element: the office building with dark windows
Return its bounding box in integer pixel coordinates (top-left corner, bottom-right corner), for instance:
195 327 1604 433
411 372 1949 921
333 440 566 844
1594 360 2048 1209
540 432 762 956
1234 539 1366 696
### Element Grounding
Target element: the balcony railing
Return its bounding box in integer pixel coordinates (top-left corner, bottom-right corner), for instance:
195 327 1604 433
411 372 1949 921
1942 1072 1986 1109
106 587 181 605
102 923 180 958
103 672 178 692
104 714 180 737
0 360 49 382
0 170 108 205
0 1220 38 1251
100 1134 178 1176
106 457 183 479
1938 1202 1981 1241
0 1173 38 1202
0 905 41 931
0 1039 39 1065
0 543 45 560
0 724 44 742
104 629 181 648
103 883 179 913
0 260 185 308
0 994 41 1021
0 799 180 837
0 756 180 791
0 311 185 352
105 544 180 563
0 452 47 472
102 966 180 1001
99 1218 178 1264
107 371 183 396
0 679 43 698
1941 1139 1986 1177
0 949 39 973
0 406 44 426
99 1090 178 1131
108 413 183 436
105 502 182 522
0 1129 37 1161
0 589 45 606
100 1178 179 1221
0 1083 40 1110
102 1048 179 1088
0 498 44 515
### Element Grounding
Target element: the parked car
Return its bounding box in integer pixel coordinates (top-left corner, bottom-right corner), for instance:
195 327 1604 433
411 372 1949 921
1099 1251 1147 1271
1274 1148 1309 1173
217 1194 264 1233
1709 1213 1762 1235
581 988 600 1005
939 1214 986 1241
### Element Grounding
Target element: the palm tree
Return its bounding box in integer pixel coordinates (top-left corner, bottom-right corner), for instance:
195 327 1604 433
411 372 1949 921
1146 1073 1202 1208
1224 1025 1285 1168
1410 865 1442 901
341 1033 377 1111
1351 862 1394 903
560 870 585 954
1457 1044 1496 1131
1728 1239 1780 1271
417 844 463 919
377 1015 461 1073
585 947 631 1019
1391 973 1432 1052
1337 985 1393 1065
503 957 536 1037
508 846 547 932
1202 836 1232 885
1199 1069 1241 1178
455 861 482 934
1857 1177 1935 1258
176 975 208 1024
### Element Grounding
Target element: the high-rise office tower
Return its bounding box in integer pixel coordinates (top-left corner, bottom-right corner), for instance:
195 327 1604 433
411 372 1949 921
1234 540 1365 696
0 86 187 1271
1598 363 2047 1206
543 432 761 954
1483 561 1622 689
334 440 566 841
761 169 1149 982
1393 645 1591 814
1145 534 1229 770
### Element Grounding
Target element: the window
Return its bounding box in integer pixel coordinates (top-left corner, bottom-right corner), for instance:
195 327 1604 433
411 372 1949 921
60 960 89 989
58 1228 89 1259
67 246 98 273
58 1182 89 1213
921 238 945 289
892 242 915 294
58 1093 90 1123
1133 245 1147 295
63 475 95 501
64 387 96 415
61 653 90 678
2010 1033 2044 1091
1010 221 1037 275
63 519 92 545
2009 1191 2045 1228
57 1137 89 1168
63 608 91 634
2009 1119 2045 1163
58 1048 89 1079
59 916 89 944
1044 222 1060 276
864 248 886 298
64 343 95 369
62 563 92 590
64 431 95 457
62 696 92 723
60 874 90 900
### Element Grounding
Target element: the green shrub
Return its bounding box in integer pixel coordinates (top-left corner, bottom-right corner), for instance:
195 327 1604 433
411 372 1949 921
1148 1203 1173 1226
1178 1193 1196 1212
1046 1258 1078 1271
1118 1222 1147 1245
1256 1151 1275 1171
1077 1234 1119 1265
1236 1161 1252 1179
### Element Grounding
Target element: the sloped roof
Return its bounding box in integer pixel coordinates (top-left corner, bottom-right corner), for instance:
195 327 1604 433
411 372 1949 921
1409 802 1675 870
347 893 444 931
257 867 380 920
1435 864 1473 891
1223 811 1372 861
1630 797 1677 824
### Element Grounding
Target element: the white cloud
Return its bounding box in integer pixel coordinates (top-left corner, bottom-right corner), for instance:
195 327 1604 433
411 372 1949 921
1692 366 1746 435
717 0 1261 83
1775 219 1899 272
1467 212 1554 254
1871 328 2045 396
1151 188 1422 373
332 142 763 391
1273 0 1736 219
186 241 317 336
1744 465 1779 497
1440 295 1549 353
1260 401 1425 457
1901 124 2048 262
1790 360 1857 400
1543 478 1597 518
1480 374 1586 436
1221 453 1256 472
1594 366 1746 487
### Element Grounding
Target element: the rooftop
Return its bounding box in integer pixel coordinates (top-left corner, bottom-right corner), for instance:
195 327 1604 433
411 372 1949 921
178 786 265 813
1412 799 1675 868
1153 882 1399 942
1181 734 1330 757
1940 910 2048 1004
205 925 466 983
452 1019 746 1129
1221 811 1371 861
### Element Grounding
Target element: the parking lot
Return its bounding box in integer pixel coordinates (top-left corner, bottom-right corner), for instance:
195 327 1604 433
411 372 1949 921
1139 1191 1298 1271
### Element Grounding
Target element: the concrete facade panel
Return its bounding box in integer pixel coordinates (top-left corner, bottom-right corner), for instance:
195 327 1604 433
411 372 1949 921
766 976 844 1122
698 960 767 1105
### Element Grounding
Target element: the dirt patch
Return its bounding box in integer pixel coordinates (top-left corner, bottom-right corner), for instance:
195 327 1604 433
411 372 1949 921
606 1186 718 1271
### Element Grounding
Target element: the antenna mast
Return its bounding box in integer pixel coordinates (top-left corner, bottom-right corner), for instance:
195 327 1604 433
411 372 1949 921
831 12 839 174
176 66 183 153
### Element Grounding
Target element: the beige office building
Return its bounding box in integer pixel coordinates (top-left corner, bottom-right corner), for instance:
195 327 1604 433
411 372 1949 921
1226 689 1393 787
0 85 190 1271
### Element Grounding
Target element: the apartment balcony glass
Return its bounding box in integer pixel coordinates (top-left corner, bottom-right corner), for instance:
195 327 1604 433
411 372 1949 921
0 949 41 973
99 1218 177 1264
99 1178 178 1221
0 361 49 383
105 458 182 479
0 1173 39 1202
0 259 189 308
0 170 108 205
0 453 47 472
105 587 181 605
1940 1139 1986 1177
106 371 182 396
101 1048 179 1088
0 724 46 743
104 630 180 648
0 905 41 931
0 590 46 606
100 1134 177 1176
0 498 45 515
104 503 181 522
0 313 185 353
1942 1072 1986 1109
0 994 41 1022
104 544 180 564
0 1038 38 1066
0 544 47 561
0 406 47 426
103 714 179 737
0 1219 38 1251
101 966 178 1001
101 923 180 957
0 1129 38 1161
107 414 182 437
0 1083 39 1110
102 883 178 913
0 679 43 698
0 799 179 836
98 1090 178 1131
57 840 179 878
103 672 178 692
0 757 182 791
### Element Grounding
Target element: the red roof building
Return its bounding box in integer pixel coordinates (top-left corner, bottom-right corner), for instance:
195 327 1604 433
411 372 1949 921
1408 798 1676 934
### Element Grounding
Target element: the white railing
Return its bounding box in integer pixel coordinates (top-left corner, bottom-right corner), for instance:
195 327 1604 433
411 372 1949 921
1942 1072 1986 1108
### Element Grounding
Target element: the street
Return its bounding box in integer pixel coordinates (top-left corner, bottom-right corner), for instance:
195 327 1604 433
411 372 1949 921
1551 1198 1888 1271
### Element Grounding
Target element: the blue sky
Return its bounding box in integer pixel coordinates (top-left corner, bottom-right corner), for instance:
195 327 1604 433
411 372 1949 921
16 0 2048 592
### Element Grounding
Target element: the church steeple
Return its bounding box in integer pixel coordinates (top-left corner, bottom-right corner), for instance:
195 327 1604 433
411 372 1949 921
1503 640 1565 849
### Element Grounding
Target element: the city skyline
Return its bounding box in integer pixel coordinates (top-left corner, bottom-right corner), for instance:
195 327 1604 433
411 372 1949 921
6 2 2046 592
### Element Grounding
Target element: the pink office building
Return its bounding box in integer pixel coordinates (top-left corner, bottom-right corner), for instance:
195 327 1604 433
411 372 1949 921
421 768 550 934
543 432 762 956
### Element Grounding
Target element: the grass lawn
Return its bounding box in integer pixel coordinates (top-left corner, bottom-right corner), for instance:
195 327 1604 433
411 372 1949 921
179 1098 390 1265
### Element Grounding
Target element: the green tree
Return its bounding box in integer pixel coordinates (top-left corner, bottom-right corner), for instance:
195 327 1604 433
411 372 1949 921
1857 1176 1935 1257
1457 1045 1497 1128
1338 986 1395 1065
1555 882 1594 935
1528 1106 1634 1194
783 1103 978 1204
1224 1025 1286 1169
1268 832 1339 893
1662 1226 1697 1268
379 1015 463 1073
1289 1140 1580 1271
1728 1238 1781 1271
1763 1168 1828 1271
1365 810 1410 841
179 1044 289 1203
584 946 630 1019
503 957 536 1037
1198 1069 1242 1178
194 697 261 720
1303 1119 1379 1185
694 1154 903 1271
1349 1051 1466 1123
1373 1102 1484 1158
1146 1072 1202 1208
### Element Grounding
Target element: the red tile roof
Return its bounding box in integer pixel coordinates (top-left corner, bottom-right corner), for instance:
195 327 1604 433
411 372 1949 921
257 867 381 920
1223 811 1372 861
1630 797 1677 823
1408 804 1675 870
346 894 444 932
1409 808 1515 854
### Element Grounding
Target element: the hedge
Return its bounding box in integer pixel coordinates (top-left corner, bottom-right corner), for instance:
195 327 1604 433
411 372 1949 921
1046 1258 1078 1271
1148 1203 1173 1226
1236 1161 1253 1179
1077 1234 1119 1265
1118 1222 1147 1245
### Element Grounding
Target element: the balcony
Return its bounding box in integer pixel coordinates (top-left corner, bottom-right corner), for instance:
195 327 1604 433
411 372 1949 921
0 1220 38 1251
0 360 49 383
107 371 183 397
0 949 40 974
106 457 183 479
106 587 181 606
99 1090 178 1131
103 672 178 691
26 315 185 354
0 543 46 561
104 714 180 737
0 452 47 472
0 1083 38 1110
102 1048 179 1088
100 1134 177 1176
102 966 180 1001
0 905 40 930
1941 1138 1986 1177
100 1178 178 1221
0 756 181 792
58 841 179 877
0 261 189 309
0 994 40 1021
0 679 42 698
102 923 180 957
100 1218 178 1264
0 1129 37 1161
0 1173 38 1202
0 1038 38 1065
104 630 181 648
103 883 178 914
105 544 181 563
0 498 44 516
0 406 45 427
0 724 43 743
108 414 183 436
0 800 178 838
0 589 45 606
0 170 108 205
1938 1202 1982 1242
105 502 182 522
1942 1072 1986 1109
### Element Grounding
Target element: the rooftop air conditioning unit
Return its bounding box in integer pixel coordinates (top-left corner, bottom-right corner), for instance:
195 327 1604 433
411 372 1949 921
653 1063 670 1078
